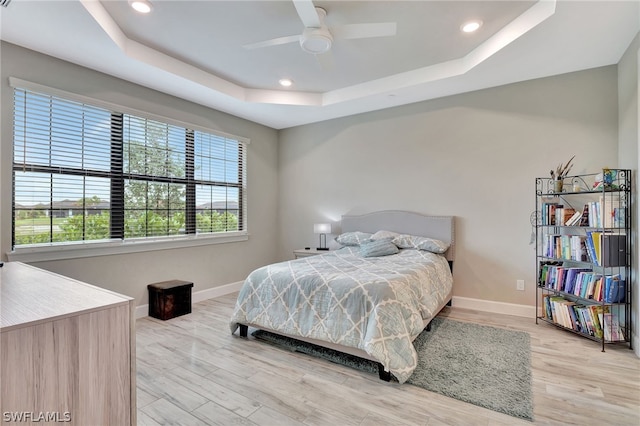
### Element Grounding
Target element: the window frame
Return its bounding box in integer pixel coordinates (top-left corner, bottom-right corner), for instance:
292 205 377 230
8 77 249 262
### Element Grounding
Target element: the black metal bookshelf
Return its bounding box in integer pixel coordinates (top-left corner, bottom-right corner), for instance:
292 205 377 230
535 169 632 351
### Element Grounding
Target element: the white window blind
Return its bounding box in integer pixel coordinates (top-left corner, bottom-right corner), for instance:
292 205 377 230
12 86 247 249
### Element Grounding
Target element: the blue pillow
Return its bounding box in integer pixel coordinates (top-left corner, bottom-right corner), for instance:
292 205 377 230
360 238 399 257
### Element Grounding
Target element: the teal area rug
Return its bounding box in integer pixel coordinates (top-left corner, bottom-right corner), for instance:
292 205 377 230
252 317 533 421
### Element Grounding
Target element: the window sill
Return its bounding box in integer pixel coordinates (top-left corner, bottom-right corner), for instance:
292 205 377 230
7 232 249 263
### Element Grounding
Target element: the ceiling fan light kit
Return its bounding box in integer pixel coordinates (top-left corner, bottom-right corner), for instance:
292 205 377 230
300 28 333 54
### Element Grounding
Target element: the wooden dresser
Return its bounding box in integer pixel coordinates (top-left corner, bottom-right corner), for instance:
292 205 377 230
0 262 136 425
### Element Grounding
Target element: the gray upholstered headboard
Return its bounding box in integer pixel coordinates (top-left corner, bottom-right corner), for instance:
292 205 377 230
341 210 455 262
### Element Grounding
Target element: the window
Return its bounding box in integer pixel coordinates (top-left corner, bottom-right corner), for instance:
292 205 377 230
12 84 247 250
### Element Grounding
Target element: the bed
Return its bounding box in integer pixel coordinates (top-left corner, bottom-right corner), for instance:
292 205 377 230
229 210 455 383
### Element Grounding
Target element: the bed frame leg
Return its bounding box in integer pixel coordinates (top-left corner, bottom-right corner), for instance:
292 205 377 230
377 364 391 382
239 324 248 338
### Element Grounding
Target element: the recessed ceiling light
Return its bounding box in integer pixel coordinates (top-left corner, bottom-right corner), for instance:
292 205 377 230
279 78 293 87
461 20 482 33
129 0 152 14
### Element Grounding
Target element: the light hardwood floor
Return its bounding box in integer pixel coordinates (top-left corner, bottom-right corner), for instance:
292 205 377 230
136 294 640 425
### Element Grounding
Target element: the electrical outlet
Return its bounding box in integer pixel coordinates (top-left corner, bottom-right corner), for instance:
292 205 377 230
516 279 525 291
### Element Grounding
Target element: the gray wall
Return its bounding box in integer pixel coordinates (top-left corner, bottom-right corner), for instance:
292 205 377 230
278 66 620 307
617 32 639 356
0 42 280 305
0 41 633 319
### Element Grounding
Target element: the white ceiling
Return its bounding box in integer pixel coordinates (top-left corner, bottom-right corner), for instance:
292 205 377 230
1 0 639 129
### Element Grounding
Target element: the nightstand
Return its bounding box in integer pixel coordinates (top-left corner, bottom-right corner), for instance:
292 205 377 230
293 248 329 259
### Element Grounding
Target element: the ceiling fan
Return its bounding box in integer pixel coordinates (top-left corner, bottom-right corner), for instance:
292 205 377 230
243 0 397 55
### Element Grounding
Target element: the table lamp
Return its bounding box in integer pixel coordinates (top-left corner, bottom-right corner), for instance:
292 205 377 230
314 223 331 250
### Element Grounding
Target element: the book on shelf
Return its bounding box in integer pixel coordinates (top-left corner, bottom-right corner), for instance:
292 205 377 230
578 195 625 229
547 296 570 328
613 207 626 228
556 207 576 227
601 312 624 342
542 202 561 225
544 231 626 267
604 277 625 303
591 201 602 228
542 294 551 319
593 276 605 302
550 203 561 226
542 235 588 261
584 231 598 264
600 233 626 267
545 297 585 333
563 267 590 294
584 232 627 267
589 305 608 339
601 194 620 229
565 209 583 226
538 263 626 304
591 231 603 264
587 274 601 299
547 296 559 325
574 271 589 298
575 305 593 336
541 203 579 226
579 203 590 227
538 261 561 285
575 272 595 299
570 235 587 261
585 274 602 300
542 294 559 324
565 301 580 331
579 237 589 262
543 294 554 321
541 294 623 339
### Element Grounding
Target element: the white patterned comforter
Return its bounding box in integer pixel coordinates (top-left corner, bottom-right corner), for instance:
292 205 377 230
229 246 453 383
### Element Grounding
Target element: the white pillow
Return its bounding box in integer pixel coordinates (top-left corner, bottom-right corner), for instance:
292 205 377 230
370 230 400 241
335 231 372 246
392 234 450 254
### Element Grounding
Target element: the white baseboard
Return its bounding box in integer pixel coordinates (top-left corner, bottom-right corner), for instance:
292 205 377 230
135 280 244 319
451 296 536 318
192 280 244 303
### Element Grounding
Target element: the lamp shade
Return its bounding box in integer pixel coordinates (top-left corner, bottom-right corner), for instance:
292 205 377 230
313 223 331 234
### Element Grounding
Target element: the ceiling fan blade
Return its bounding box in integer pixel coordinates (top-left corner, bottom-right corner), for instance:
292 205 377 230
315 51 335 71
243 35 301 50
293 0 321 28
332 23 397 40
